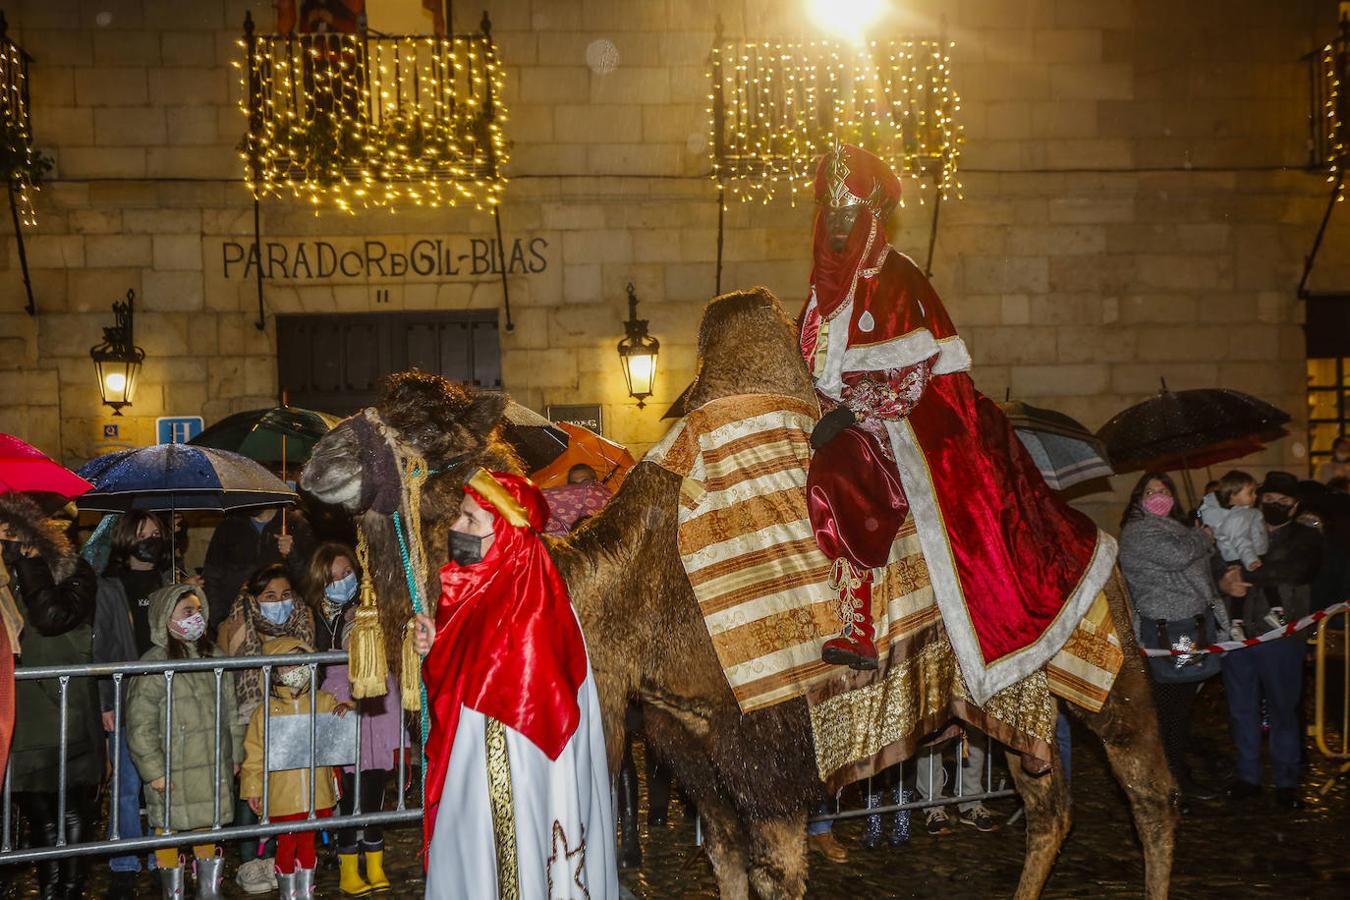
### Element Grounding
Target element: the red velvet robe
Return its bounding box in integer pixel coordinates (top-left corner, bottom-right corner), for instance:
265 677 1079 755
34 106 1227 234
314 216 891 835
804 240 1116 704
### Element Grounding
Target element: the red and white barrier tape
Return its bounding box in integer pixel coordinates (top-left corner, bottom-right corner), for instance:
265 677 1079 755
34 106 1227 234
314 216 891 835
1138 601 1349 657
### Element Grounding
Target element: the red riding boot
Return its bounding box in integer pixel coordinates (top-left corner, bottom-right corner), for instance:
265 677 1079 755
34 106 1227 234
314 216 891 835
821 560 879 670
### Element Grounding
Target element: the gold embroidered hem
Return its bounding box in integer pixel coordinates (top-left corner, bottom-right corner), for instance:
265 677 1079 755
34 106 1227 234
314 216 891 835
484 717 519 900
807 626 1057 791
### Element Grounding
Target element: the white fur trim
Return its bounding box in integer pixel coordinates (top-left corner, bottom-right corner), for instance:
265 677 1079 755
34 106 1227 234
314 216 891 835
884 417 1118 704
932 336 972 375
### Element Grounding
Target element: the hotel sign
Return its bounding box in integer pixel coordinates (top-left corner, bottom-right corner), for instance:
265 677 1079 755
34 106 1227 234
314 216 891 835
218 235 552 282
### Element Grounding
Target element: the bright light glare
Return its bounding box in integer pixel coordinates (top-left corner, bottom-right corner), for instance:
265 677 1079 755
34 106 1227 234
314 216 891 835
104 372 127 392
806 0 886 42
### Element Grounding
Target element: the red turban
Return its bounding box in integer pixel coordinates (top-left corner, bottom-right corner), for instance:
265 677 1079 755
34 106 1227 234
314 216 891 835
807 144 904 324
421 471 589 860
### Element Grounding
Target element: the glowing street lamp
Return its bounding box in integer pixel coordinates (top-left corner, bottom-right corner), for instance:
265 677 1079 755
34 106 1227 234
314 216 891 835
805 0 887 42
616 282 659 409
89 289 145 416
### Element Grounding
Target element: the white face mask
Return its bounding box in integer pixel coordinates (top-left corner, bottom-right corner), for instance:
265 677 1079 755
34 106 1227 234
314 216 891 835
171 611 206 643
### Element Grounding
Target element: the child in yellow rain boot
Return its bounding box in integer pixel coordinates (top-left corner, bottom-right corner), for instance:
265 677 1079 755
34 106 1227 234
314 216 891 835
311 543 408 895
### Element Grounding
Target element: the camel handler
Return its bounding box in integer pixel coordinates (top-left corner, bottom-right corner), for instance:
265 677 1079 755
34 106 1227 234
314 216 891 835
802 143 1117 704
411 469 617 900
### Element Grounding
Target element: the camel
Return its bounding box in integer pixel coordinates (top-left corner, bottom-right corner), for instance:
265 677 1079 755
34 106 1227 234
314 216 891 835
300 287 1176 900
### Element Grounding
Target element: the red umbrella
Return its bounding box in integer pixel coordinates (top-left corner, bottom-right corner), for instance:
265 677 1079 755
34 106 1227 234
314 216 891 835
0 434 93 499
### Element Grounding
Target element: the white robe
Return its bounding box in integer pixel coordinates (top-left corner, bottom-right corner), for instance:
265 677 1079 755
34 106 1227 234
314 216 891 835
425 667 618 899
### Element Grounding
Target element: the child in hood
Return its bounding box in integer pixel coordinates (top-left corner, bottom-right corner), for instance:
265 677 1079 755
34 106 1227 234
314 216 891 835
126 584 242 900
240 636 345 900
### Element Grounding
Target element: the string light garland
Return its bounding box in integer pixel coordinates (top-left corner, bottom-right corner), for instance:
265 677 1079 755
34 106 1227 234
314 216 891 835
1 21 48 227
1319 37 1346 202
707 38 963 207
236 25 509 214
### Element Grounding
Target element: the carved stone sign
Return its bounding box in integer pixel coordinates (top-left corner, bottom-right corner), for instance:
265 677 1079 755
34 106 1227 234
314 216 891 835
216 235 552 282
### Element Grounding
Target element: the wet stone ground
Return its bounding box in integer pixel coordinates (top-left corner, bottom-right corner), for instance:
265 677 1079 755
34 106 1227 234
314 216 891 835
3 663 1348 898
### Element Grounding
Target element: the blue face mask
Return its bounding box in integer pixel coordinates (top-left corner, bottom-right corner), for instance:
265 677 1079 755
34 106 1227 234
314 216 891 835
259 599 293 625
324 573 358 605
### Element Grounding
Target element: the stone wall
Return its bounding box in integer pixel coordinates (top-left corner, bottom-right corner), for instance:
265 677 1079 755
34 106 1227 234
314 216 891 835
0 0 1339 525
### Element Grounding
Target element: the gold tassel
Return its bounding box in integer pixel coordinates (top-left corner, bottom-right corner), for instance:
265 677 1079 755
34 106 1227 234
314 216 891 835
347 526 388 699
400 617 422 712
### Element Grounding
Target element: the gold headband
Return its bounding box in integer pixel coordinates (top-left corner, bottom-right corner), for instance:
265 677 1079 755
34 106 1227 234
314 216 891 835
466 468 531 529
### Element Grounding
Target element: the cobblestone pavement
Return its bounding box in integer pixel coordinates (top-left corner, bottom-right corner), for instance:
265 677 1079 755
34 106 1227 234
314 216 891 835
3 666 1348 898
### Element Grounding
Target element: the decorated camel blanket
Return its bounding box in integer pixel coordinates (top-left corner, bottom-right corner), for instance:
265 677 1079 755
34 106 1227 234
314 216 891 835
645 393 1124 785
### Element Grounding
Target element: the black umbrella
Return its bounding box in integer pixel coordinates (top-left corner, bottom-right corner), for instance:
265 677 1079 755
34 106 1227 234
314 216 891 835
501 400 570 471
1097 382 1290 474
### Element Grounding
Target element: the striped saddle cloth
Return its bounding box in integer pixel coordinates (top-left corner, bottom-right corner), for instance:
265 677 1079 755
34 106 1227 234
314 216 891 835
645 393 1123 725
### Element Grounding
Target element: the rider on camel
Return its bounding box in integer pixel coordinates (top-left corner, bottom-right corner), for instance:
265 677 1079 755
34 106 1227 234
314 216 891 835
803 143 1116 704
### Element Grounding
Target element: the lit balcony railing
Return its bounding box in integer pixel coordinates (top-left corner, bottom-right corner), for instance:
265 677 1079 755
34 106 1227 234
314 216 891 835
237 11 508 214
707 29 964 207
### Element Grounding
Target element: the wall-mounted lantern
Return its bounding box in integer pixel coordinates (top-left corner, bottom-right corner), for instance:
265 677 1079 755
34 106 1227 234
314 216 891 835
616 282 659 408
89 289 145 416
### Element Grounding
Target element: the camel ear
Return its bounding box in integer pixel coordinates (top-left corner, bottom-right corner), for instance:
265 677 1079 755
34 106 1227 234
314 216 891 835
463 391 508 435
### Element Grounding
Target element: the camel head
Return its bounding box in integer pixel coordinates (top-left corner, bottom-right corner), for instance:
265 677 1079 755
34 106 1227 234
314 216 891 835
685 286 817 410
301 370 515 514
300 370 522 680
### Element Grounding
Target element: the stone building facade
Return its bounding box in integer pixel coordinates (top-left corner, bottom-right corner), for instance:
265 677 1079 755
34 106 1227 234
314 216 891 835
0 0 1342 525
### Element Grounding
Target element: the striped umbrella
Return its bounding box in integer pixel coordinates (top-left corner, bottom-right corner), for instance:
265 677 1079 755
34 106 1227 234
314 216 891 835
999 401 1114 492
76 444 296 513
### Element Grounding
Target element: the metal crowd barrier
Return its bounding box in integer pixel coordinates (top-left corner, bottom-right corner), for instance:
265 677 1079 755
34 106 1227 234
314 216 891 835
1313 606 1349 760
807 732 1016 825
1312 607 1350 795
1 651 421 865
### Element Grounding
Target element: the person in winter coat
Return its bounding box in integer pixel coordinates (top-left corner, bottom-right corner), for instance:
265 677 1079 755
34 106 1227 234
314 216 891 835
216 564 315 895
240 636 343 900
1221 471 1324 809
93 510 173 894
1118 471 1229 802
126 584 243 900
309 542 405 895
202 507 314 635
0 492 101 900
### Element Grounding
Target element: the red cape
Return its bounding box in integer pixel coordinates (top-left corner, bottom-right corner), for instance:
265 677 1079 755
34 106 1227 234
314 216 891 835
802 145 1113 701
421 473 589 860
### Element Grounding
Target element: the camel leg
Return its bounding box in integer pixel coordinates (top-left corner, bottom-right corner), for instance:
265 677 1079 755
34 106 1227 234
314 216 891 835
699 798 752 900
1006 742 1071 900
1069 573 1177 900
744 813 808 900
1070 653 1177 900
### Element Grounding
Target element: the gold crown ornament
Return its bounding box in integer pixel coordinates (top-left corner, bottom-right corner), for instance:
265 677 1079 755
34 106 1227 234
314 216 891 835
820 141 893 215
